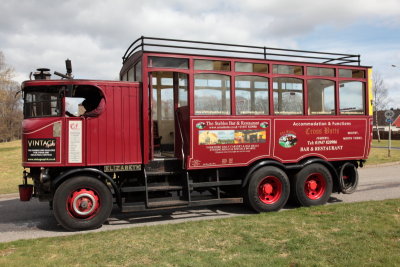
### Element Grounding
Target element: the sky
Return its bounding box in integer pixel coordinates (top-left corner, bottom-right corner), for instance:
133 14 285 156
1 0 399 108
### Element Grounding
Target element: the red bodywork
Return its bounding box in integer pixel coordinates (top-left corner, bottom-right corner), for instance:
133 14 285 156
22 55 372 171
22 80 142 168
188 117 372 169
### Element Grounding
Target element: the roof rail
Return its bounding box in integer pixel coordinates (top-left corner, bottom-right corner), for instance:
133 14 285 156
122 36 361 66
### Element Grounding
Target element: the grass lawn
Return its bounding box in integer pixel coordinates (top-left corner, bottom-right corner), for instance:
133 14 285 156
372 139 400 147
368 139 400 165
367 147 400 165
0 140 23 194
0 199 399 266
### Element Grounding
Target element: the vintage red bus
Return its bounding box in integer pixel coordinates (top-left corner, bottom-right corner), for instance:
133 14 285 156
20 36 373 230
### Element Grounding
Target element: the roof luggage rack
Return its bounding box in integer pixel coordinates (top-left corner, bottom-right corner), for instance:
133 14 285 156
122 36 361 66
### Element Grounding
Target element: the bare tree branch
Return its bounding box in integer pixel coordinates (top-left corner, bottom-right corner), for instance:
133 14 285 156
0 51 22 142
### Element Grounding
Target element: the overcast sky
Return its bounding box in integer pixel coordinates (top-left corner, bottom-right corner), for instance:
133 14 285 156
1 0 399 107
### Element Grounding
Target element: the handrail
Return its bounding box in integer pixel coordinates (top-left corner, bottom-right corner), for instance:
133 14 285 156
122 36 361 66
175 109 185 169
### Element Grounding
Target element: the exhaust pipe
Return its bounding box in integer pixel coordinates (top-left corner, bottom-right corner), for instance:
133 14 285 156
54 59 73 79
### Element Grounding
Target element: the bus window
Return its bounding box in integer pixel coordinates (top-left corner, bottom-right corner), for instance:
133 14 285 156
307 67 335 77
24 88 60 118
128 68 134 81
148 57 188 69
152 72 174 120
273 65 303 75
307 79 335 115
273 77 303 115
65 97 85 116
178 73 188 107
135 61 142 82
339 69 365 78
235 62 268 73
235 76 269 115
194 60 231 71
194 74 230 115
339 81 365 115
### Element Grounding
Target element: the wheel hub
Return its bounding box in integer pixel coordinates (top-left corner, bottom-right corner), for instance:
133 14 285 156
68 189 100 218
80 200 89 209
307 180 318 191
304 173 326 200
263 184 273 195
258 176 282 204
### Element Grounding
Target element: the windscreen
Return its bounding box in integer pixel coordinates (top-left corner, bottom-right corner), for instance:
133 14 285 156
24 86 62 118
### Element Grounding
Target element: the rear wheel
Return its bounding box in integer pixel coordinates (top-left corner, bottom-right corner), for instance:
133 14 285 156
53 176 113 231
245 166 290 212
292 163 333 206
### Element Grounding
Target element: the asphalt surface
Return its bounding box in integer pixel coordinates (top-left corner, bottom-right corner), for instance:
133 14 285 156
1 163 399 243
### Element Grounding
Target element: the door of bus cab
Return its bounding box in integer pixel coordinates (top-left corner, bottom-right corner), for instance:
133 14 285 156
149 72 188 159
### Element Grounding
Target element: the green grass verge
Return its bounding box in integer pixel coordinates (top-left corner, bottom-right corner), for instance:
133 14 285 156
0 140 23 194
0 199 399 266
372 139 400 147
368 139 400 165
366 147 400 165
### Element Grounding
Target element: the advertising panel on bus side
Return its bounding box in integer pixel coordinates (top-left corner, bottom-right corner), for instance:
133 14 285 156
188 117 369 169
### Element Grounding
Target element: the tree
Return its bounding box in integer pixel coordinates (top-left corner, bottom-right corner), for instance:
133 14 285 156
0 51 22 142
372 71 390 142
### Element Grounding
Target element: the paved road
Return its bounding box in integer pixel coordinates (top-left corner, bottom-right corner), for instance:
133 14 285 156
1 163 399 243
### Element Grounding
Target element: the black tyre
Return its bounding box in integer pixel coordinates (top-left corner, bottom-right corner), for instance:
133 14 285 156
339 162 359 194
292 163 333 207
245 166 290 212
53 176 113 231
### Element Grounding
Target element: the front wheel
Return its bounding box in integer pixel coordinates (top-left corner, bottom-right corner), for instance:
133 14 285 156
245 166 290 213
292 163 333 207
53 176 113 231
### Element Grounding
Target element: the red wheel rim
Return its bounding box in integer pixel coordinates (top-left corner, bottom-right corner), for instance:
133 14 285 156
304 173 326 200
257 176 282 204
67 189 100 219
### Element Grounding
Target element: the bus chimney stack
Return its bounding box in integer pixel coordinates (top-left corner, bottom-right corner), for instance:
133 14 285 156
33 68 51 80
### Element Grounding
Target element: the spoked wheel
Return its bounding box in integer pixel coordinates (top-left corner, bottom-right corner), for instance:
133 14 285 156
53 176 113 231
245 166 290 212
292 163 333 206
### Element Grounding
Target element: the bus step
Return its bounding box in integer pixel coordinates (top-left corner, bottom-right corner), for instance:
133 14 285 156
121 186 146 193
145 158 182 172
148 200 189 208
189 180 242 188
148 185 183 192
146 171 179 177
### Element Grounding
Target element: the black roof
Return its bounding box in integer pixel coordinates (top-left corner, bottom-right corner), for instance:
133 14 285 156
123 36 363 66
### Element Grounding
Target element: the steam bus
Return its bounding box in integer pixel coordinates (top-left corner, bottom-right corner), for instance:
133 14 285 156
20 36 373 230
